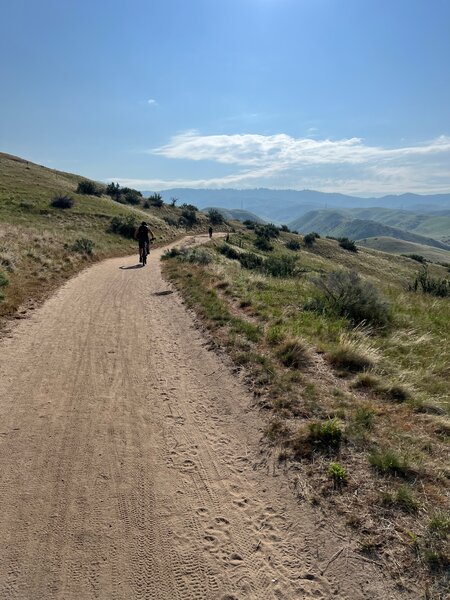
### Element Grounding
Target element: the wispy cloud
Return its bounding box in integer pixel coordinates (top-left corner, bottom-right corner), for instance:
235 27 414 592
109 131 450 194
147 98 158 106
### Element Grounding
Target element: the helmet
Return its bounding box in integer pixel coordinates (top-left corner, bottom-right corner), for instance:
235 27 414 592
141 221 147 226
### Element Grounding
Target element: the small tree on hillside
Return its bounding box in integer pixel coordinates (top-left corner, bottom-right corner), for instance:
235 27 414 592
208 209 224 225
148 193 164 208
76 180 103 197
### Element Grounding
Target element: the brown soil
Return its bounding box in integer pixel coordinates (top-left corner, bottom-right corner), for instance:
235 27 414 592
0 236 413 599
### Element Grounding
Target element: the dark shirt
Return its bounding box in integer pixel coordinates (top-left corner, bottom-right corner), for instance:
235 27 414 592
136 225 150 242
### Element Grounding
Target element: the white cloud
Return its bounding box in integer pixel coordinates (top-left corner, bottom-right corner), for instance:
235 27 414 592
151 131 450 167
109 131 450 194
147 98 158 106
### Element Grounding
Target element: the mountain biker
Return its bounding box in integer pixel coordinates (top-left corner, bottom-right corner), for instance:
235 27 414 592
135 221 155 262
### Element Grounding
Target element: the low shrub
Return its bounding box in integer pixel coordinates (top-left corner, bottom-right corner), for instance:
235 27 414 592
51 195 74 209
147 193 164 208
184 248 212 265
338 237 357 252
264 255 297 277
285 239 301 251
304 232 320 247
208 208 224 225
163 216 179 227
277 338 311 369
243 220 257 230
402 253 426 263
313 269 391 328
180 208 198 228
308 419 343 450
409 266 449 298
254 236 273 252
218 244 240 260
109 215 138 238
256 223 280 239
238 252 264 270
69 238 94 255
328 462 348 486
162 247 186 260
280 224 290 232
76 180 103 196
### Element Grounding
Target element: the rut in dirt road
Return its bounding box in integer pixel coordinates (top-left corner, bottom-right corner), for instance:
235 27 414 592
0 236 412 599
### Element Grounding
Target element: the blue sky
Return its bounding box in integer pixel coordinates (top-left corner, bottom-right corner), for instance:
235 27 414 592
1 0 449 195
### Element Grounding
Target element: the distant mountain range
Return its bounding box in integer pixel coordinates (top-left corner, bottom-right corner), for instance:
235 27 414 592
151 188 450 224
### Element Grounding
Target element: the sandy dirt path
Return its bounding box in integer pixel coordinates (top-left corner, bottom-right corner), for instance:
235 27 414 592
0 236 410 599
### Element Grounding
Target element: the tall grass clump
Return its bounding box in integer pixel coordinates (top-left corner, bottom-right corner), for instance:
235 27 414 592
277 338 311 369
369 449 411 476
312 270 391 328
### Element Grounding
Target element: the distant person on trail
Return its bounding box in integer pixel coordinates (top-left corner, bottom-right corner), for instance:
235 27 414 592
135 221 155 264
208 226 213 239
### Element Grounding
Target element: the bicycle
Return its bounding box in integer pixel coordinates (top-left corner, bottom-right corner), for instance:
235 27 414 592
139 242 149 266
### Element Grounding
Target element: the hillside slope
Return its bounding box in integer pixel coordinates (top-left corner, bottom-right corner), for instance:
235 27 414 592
0 152 209 323
329 207 450 242
358 236 450 264
288 209 450 250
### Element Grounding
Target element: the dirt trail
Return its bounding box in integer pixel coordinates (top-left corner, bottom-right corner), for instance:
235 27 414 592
0 236 410 599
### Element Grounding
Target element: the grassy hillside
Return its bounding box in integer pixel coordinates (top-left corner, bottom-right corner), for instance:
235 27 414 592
337 207 450 243
163 229 449 596
0 153 212 324
359 236 450 264
289 209 450 251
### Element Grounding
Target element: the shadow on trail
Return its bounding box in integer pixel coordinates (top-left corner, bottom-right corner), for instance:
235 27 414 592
153 290 174 296
119 264 144 270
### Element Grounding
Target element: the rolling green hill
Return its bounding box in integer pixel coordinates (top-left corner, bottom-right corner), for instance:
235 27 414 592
358 236 450 264
333 207 450 243
0 152 209 323
288 209 450 251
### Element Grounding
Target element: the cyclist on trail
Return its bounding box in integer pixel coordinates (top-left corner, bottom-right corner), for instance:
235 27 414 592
135 221 155 263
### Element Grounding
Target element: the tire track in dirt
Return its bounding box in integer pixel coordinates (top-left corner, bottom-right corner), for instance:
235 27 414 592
0 235 414 599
